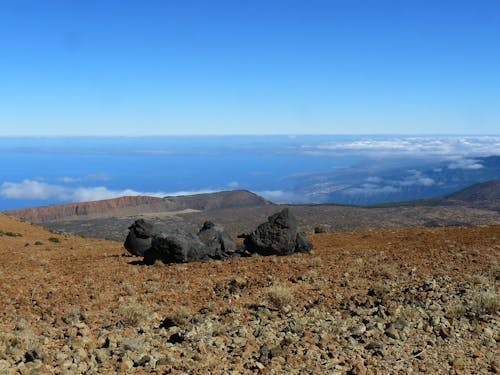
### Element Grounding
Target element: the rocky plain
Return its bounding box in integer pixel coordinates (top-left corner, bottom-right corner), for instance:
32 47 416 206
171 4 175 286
0 204 499 374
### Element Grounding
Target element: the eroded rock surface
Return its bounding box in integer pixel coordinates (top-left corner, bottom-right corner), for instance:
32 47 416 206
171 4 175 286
244 208 313 256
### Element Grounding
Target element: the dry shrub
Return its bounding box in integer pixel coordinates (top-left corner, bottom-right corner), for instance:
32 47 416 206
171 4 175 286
120 282 134 296
471 291 500 317
374 264 397 280
309 257 322 267
168 306 192 326
464 274 487 286
268 285 293 308
446 301 467 319
118 301 148 326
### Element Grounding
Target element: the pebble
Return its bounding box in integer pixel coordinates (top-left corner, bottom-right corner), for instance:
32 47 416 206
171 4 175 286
350 323 367 336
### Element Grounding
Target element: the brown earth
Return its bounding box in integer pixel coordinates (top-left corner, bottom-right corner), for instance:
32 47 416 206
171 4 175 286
0 213 498 374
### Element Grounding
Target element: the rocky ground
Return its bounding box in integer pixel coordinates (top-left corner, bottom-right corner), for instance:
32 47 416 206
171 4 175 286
0 213 498 374
40 203 500 242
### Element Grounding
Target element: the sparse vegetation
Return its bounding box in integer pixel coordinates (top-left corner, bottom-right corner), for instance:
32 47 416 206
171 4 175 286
168 306 192 326
118 301 148 326
446 301 467 319
268 285 293 308
0 212 499 373
0 230 22 237
48 237 60 243
373 264 397 280
309 256 322 267
471 291 500 316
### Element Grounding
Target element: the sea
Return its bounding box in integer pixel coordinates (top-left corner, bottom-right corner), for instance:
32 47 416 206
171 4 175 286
0 135 498 210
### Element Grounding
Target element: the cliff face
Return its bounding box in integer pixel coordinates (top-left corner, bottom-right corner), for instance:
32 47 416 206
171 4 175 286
5 190 272 223
6 196 171 222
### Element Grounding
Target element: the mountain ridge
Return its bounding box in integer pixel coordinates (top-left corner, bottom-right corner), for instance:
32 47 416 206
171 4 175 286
5 190 271 222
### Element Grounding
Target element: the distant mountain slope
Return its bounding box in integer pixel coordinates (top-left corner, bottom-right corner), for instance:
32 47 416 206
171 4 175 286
445 180 500 202
5 190 271 222
290 155 500 205
367 180 500 211
441 180 500 210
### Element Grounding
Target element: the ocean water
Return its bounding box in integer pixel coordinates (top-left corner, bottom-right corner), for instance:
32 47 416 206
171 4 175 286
0 135 363 210
1 135 498 210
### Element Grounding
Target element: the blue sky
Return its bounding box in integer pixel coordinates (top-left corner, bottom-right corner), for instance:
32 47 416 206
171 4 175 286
0 0 499 135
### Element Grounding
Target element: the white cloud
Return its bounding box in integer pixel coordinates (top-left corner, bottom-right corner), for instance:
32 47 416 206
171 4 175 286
399 170 435 187
58 174 111 183
0 180 66 200
303 136 500 157
58 177 82 183
0 179 216 203
255 190 303 203
447 158 484 170
227 181 239 188
341 170 435 197
342 184 401 196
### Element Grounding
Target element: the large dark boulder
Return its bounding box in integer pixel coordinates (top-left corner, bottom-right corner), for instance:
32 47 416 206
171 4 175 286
125 219 241 264
197 221 239 258
124 219 155 256
144 230 207 264
243 208 313 256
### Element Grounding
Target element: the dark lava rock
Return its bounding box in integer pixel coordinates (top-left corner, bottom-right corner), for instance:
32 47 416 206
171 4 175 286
244 208 313 256
197 221 238 257
124 219 155 256
142 221 240 264
144 230 205 264
24 349 42 362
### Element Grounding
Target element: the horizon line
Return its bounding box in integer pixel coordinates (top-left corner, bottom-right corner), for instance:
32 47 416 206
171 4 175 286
1 133 499 138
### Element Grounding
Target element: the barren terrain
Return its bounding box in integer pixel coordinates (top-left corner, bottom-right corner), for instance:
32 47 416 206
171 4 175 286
0 213 498 374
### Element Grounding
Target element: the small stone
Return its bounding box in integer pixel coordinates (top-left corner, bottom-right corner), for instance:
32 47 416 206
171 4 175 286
350 323 367 337
24 349 42 363
255 361 265 370
365 341 384 351
385 325 399 340
95 348 110 363
120 359 134 371
483 327 493 338
472 350 481 358
351 361 367 375
439 326 451 339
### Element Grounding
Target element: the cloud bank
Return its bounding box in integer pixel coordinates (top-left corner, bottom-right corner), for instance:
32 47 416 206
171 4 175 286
303 136 500 157
0 179 215 203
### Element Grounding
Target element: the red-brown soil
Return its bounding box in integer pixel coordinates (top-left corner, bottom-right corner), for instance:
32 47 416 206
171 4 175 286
0 214 498 374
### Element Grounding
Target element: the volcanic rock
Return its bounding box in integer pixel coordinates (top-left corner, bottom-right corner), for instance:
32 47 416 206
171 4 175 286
141 221 240 264
197 221 239 257
144 230 207 264
124 219 155 256
243 208 313 256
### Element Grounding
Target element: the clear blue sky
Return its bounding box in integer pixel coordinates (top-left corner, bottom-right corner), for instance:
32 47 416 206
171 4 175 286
0 0 499 135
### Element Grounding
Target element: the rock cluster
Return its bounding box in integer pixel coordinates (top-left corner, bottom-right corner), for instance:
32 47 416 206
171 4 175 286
124 208 313 263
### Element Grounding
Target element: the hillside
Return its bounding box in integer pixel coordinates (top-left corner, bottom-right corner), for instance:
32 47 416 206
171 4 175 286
0 213 498 373
3 182 499 242
368 180 500 211
5 190 271 223
442 180 500 210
